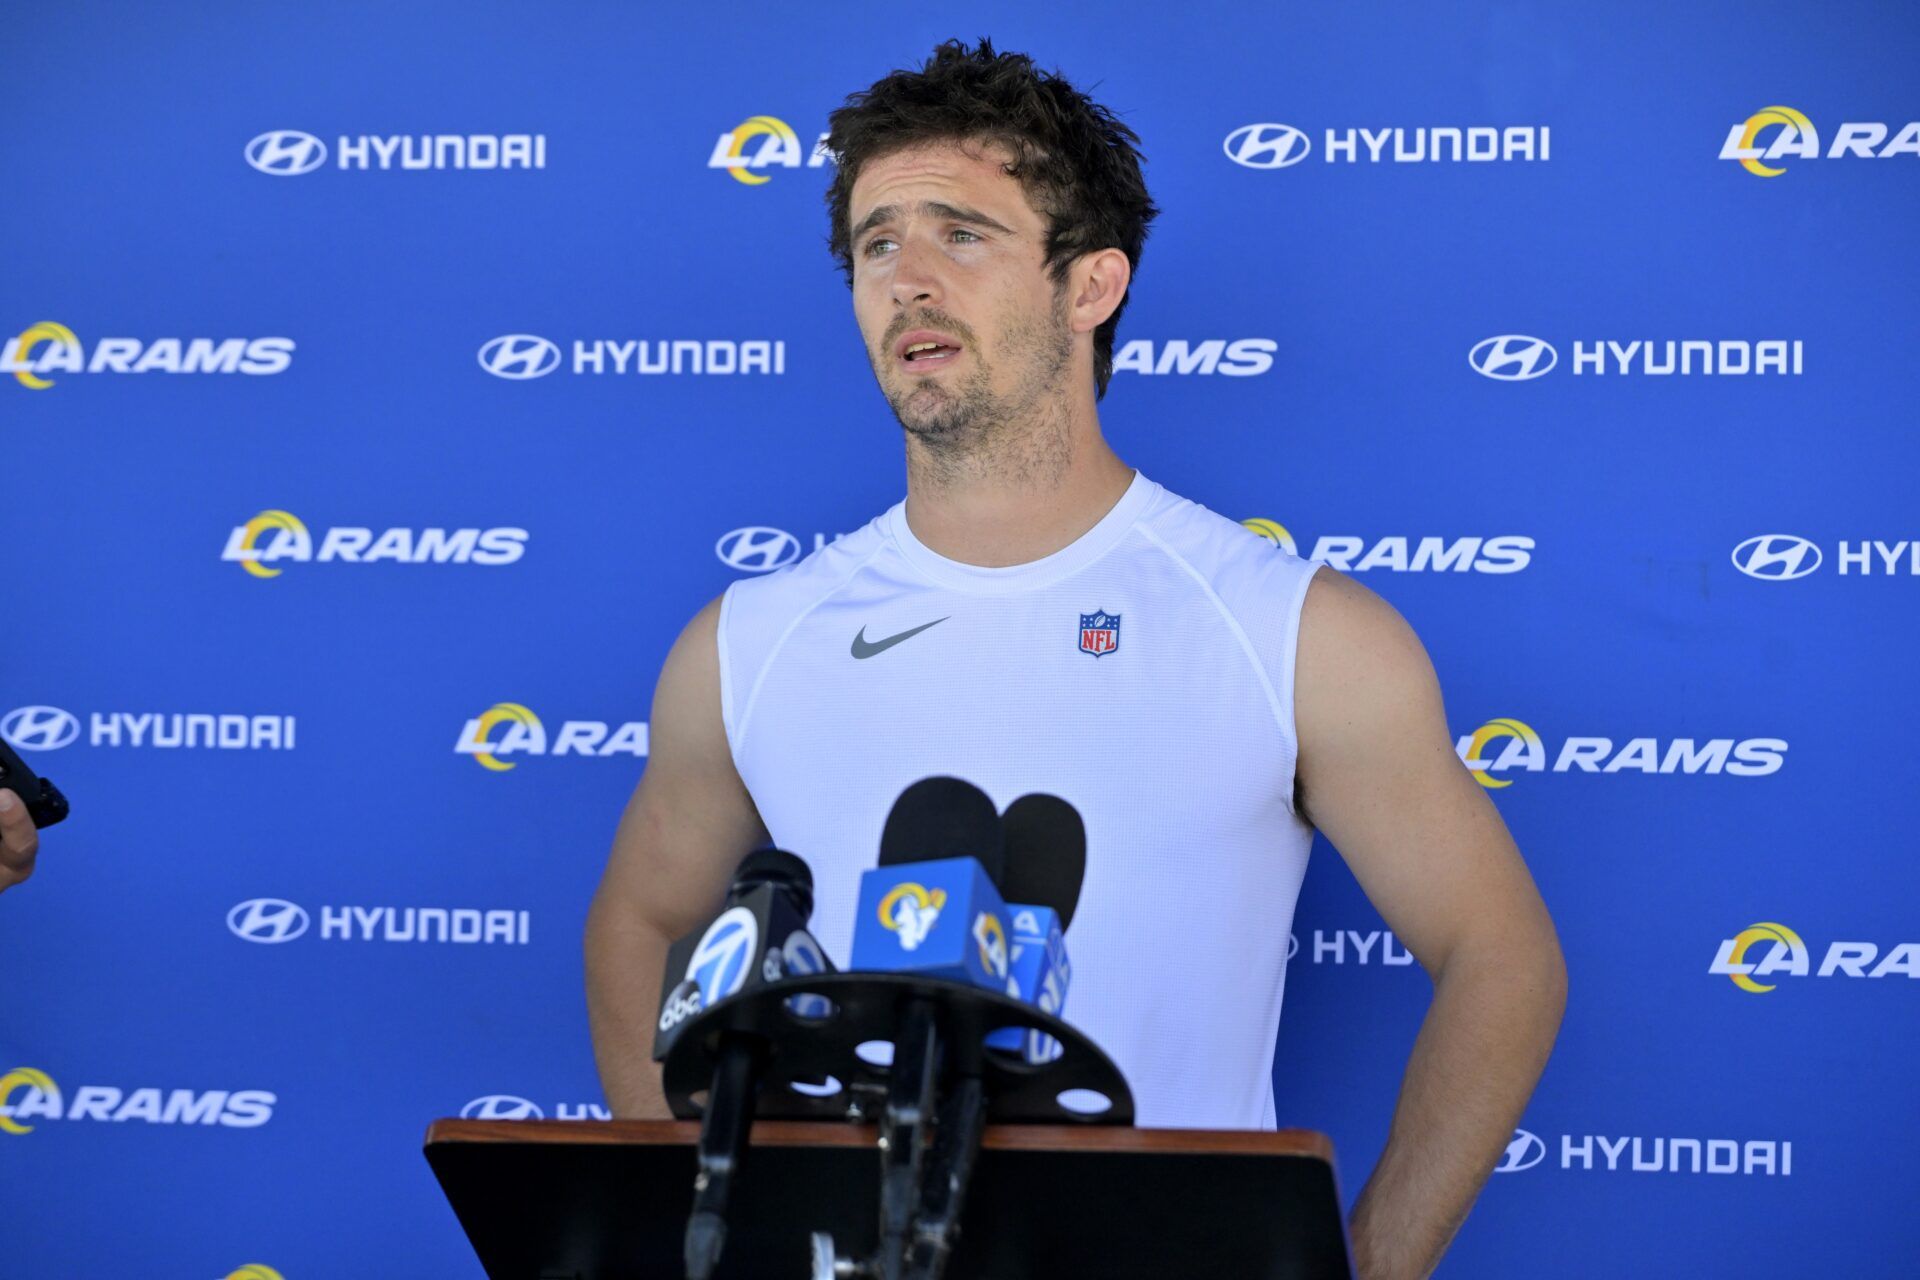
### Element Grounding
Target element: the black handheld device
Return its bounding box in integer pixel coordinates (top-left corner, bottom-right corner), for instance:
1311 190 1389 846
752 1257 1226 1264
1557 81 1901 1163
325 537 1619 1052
0 734 70 828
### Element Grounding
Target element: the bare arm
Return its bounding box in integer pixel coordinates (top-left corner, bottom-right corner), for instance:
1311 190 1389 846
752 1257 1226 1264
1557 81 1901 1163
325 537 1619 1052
584 593 770 1118
1293 569 1568 1280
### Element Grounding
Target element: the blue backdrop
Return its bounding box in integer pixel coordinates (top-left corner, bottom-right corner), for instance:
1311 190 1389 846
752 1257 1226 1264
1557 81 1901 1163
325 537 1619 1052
4 2 1916 1276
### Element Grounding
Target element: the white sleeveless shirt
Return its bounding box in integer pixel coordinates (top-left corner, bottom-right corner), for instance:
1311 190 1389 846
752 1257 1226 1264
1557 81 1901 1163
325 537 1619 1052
718 471 1323 1129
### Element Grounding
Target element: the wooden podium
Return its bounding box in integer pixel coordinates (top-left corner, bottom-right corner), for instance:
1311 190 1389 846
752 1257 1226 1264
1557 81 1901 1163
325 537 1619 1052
425 1117 1356 1278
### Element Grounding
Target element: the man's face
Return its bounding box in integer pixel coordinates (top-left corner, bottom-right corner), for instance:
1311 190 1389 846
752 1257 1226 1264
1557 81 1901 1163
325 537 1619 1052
847 138 1074 448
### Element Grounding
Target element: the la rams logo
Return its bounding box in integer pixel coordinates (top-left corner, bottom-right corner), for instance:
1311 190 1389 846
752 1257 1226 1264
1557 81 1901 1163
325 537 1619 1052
972 912 1010 979
1079 610 1121 658
0 1067 59 1135
879 883 947 952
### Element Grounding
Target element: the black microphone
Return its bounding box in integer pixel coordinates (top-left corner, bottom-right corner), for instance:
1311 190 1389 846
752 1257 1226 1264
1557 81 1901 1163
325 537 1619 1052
660 847 831 1280
653 847 832 1060
878 774 1008 889
858 776 1017 991
990 794 1086 1063
1000 793 1087 928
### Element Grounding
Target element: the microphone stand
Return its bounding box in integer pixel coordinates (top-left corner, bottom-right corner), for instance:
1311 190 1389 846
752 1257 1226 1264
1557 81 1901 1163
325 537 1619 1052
902 1073 986 1280
872 995 989 1280
876 997 940 1279
684 1031 766 1280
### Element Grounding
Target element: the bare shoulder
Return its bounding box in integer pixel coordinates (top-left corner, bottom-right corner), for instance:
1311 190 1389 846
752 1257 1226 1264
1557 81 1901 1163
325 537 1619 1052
1296 567 1444 725
652 593 728 752
1292 567 1452 825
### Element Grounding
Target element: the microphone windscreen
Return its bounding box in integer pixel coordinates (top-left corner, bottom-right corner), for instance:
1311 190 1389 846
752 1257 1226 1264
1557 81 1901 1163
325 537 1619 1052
878 776 1006 889
1000 793 1086 929
730 847 814 920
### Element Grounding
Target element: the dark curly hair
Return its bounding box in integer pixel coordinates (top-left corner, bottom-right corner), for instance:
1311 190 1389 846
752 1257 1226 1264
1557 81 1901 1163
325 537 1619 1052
824 38 1159 401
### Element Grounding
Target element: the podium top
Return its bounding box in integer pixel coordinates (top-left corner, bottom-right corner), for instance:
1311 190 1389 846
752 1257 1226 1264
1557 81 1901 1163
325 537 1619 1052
426 1116 1336 1160
425 1118 1353 1280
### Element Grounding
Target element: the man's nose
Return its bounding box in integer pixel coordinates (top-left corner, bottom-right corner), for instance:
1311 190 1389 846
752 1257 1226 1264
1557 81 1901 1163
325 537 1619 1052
888 234 942 308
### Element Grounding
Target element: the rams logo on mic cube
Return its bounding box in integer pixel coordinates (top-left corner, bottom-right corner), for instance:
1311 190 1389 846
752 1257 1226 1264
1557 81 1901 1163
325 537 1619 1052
852 856 1014 990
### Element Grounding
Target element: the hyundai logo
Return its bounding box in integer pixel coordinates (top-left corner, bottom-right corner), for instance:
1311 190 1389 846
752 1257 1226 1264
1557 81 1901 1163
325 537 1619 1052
227 898 310 944
1223 123 1311 170
0 706 79 751
245 130 328 176
461 1094 544 1120
1469 335 1558 381
716 527 802 573
478 334 562 380
1494 1128 1547 1173
1732 534 1822 581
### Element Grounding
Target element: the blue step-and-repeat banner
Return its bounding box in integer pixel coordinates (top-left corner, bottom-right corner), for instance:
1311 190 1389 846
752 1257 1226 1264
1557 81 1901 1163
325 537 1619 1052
4 3 1916 1276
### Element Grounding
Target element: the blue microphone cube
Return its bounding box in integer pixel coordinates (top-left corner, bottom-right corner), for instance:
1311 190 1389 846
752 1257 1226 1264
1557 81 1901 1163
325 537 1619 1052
987 905 1071 1061
851 857 1014 991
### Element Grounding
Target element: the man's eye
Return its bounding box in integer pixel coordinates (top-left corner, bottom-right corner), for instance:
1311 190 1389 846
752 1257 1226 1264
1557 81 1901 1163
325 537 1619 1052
861 229 981 259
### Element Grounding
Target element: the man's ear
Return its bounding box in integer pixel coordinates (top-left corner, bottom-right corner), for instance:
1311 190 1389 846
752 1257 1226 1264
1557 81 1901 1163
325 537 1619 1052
1068 248 1132 335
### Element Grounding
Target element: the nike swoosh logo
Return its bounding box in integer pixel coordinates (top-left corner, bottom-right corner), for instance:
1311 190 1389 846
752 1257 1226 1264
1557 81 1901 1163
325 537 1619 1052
851 617 950 659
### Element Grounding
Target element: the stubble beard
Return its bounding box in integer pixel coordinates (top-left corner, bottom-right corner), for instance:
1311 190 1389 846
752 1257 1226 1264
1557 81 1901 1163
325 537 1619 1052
885 286 1076 490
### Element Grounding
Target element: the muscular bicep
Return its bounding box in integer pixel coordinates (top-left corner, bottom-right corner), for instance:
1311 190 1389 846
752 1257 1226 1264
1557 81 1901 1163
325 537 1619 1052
1293 570 1559 981
595 593 770 939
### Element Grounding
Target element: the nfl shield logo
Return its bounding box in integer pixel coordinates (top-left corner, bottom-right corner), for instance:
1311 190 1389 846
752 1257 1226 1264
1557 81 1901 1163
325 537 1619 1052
1078 610 1121 658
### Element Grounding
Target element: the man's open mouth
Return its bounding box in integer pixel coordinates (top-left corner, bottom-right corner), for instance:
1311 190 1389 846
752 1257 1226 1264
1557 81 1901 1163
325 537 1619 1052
900 340 962 369
894 330 965 371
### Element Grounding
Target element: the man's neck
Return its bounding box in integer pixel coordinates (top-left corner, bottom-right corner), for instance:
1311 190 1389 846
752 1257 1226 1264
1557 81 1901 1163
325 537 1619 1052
901 417 1136 568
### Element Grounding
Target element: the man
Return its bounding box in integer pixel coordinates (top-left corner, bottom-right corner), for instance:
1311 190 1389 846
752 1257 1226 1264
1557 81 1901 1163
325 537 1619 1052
586 38 1565 1280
